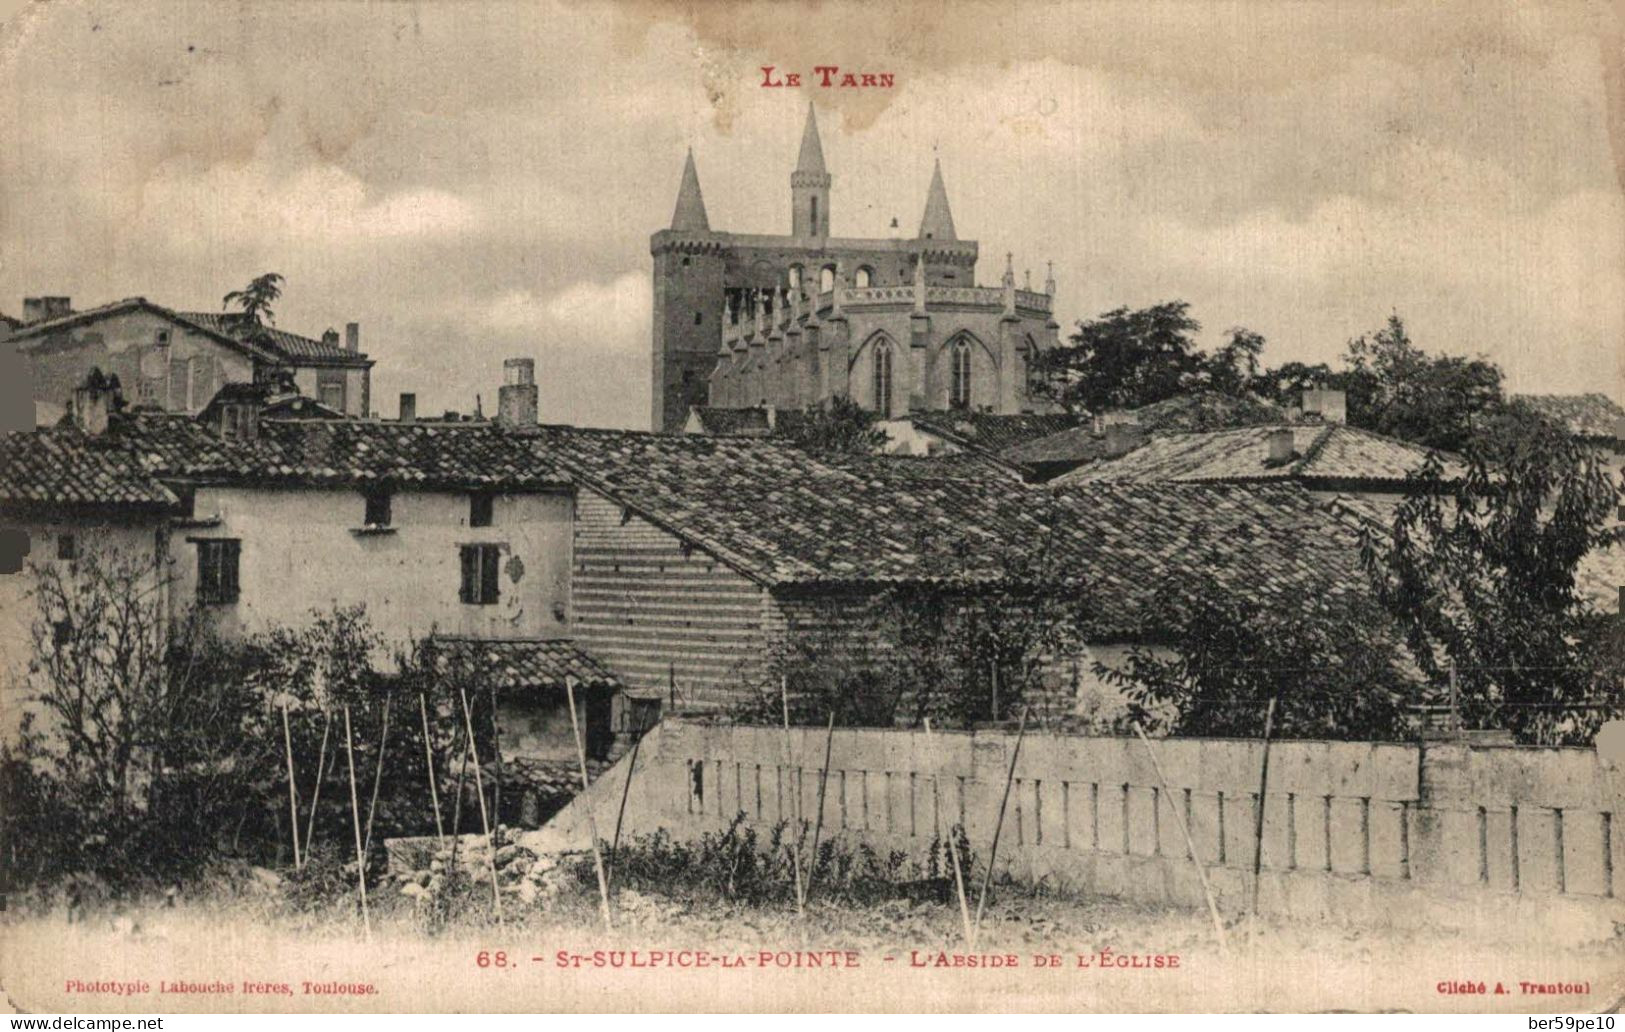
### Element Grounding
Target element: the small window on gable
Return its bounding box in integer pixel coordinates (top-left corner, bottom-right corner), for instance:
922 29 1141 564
459 544 501 605
156 329 171 346
364 490 392 528
469 493 494 528
196 539 240 604
57 533 77 561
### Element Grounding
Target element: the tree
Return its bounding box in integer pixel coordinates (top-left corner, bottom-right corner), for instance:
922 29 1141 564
1207 327 1266 396
1096 566 1416 740
222 273 286 334
782 395 888 455
1032 301 1207 413
1359 422 1624 744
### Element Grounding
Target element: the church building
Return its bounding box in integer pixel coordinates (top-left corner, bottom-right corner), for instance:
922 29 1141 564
650 107 1062 433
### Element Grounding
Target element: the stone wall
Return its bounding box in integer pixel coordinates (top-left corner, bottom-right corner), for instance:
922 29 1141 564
524 719 1625 938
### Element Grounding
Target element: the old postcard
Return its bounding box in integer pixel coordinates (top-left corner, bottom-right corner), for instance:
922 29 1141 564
1 0 1623 1015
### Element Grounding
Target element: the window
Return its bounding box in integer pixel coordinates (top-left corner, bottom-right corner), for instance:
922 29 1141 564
52 619 72 647
156 330 171 346
364 490 392 527
810 196 819 234
469 493 494 528
196 539 240 604
819 266 836 293
460 544 501 605
950 339 973 410
788 265 803 290
872 340 894 418
694 310 703 325
854 266 873 288
56 533 77 561
317 370 346 413
219 403 256 441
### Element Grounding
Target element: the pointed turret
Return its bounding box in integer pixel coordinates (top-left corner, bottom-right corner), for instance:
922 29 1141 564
918 159 957 241
796 104 828 176
791 105 833 237
670 148 710 232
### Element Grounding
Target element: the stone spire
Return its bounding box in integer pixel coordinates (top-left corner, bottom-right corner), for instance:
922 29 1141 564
918 159 957 241
796 104 828 176
1044 260 1056 297
670 148 710 232
792 105 832 237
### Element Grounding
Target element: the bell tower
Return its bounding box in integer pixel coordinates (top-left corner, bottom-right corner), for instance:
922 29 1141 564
791 105 831 238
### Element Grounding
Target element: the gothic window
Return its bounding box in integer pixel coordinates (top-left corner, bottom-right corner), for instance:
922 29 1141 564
820 266 836 293
854 266 873 288
810 196 819 235
788 265 803 290
872 340 894 418
950 339 972 410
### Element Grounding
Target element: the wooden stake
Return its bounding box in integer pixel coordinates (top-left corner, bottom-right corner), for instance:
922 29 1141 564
973 705 1027 946
1133 721 1227 952
924 718 973 948
607 712 647 891
280 703 302 870
802 712 836 896
489 684 505 845
341 705 371 939
362 694 393 861
1250 696 1279 924
303 710 332 868
779 675 806 916
419 693 444 846
565 677 613 930
459 687 504 927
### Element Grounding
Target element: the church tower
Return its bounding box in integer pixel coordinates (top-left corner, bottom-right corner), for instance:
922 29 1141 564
650 149 726 433
790 105 831 238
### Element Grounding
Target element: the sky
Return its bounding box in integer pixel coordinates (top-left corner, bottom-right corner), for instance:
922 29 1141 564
1 0 1621 429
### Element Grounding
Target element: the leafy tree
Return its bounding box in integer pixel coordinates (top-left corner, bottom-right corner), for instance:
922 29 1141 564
222 273 286 336
1096 567 1416 740
782 395 888 455
1207 327 1266 396
1032 301 1206 413
1359 422 1624 744
1341 314 1504 451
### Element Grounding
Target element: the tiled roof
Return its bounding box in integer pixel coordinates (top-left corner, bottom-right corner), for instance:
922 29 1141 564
425 637 622 693
1513 393 1625 441
7 298 282 365
1053 423 1460 488
525 425 1376 633
1002 391 1286 466
0 411 572 501
0 423 179 510
907 411 1080 453
178 311 370 367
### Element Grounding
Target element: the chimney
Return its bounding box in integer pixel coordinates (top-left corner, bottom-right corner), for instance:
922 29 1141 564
322 328 340 349
498 358 538 426
399 393 416 422
1299 387 1346 425
71 368 121 436
1266 427 1297 464
1103 422 1143 459
345 322 360 353
23 296 71 324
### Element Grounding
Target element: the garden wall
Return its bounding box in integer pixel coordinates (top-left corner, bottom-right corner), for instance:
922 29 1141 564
522 719 1625 938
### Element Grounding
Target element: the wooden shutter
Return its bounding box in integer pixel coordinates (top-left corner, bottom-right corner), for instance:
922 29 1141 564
222 540 240 602
459 545 476 603
479 545 500 604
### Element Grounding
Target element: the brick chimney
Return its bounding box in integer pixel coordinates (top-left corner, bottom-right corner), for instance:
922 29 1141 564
71 368 121 436
498 358 538 426
345 322 360 353
23 296 72 324
1266 427 1297 464
399 393 416 422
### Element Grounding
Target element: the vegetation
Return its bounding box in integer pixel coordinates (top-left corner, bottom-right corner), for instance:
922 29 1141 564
782 395 889 455
1359 420 1624 744
7 556 486 889
222 272 285 329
